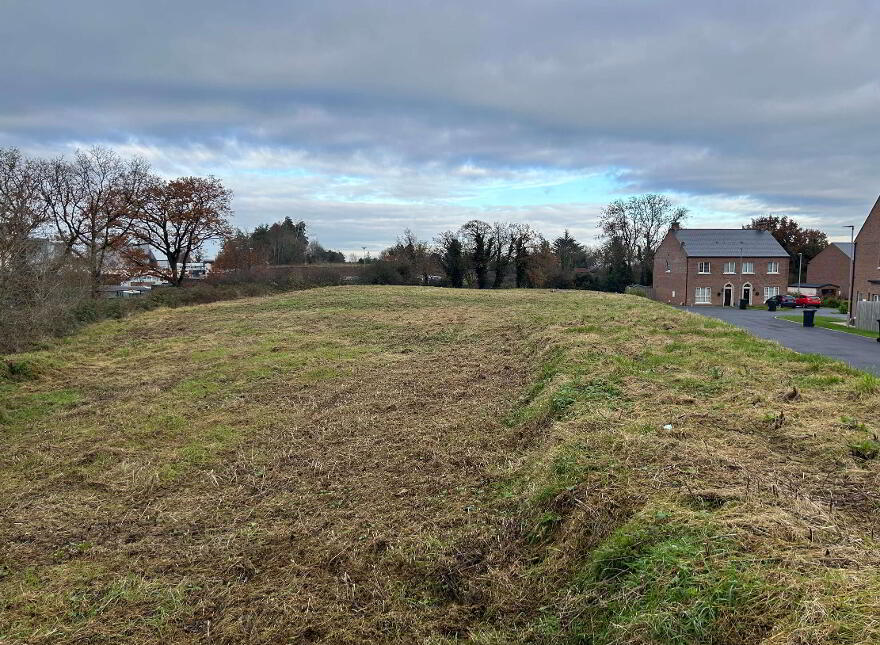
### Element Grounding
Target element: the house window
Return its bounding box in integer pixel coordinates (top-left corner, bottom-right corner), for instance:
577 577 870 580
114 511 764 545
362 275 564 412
742 261 754 274
665 259 671 273
695 287 711 304
873 295 880 302
671 290 676 298
764 286 779 301
723 261 736 274
698 261 711 274
767 261 779 274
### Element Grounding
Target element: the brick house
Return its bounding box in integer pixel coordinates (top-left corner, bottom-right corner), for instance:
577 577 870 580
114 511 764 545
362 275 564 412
652 228 789 306
805 242 853 298
852 195 880 303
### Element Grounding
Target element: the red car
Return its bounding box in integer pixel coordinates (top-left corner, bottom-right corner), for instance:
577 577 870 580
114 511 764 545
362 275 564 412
794 294 821 308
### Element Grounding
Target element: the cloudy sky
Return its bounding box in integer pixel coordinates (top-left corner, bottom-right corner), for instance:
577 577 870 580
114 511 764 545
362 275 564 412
2 1 878 255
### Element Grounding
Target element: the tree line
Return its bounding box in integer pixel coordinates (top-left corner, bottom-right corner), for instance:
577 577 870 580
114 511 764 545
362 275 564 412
1 146 236 350
214 218 345 271
362 194 689 290
4 142 830 349
1 146 234 295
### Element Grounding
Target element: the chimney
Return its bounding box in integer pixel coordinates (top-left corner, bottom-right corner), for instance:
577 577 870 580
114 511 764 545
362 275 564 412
670 221 681 231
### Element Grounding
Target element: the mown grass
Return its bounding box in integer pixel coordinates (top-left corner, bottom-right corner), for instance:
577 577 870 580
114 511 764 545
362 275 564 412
2 286 879 644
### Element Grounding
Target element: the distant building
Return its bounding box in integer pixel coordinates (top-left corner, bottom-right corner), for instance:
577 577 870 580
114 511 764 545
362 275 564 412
153 258 214 279
787 283 840 298
852 196 880 302
806 242 853 298
653 227 789 306
97 285 143 298
122 274 167 287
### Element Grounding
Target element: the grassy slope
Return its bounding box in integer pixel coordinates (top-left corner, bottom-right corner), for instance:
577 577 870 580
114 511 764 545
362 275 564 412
1 286 879 644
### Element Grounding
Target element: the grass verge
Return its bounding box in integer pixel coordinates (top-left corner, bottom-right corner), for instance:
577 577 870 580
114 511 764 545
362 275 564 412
777 313 880 339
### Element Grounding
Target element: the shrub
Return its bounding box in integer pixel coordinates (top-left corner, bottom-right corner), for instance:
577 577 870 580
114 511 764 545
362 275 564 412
361 260 412 285
2 359 36 381
2 273 349 355
822 296 842 309
838 302 848 314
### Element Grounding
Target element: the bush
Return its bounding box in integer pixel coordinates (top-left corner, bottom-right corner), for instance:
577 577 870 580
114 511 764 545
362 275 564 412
1 273 350 356
361 260 411 285
838 302 849 314
821 296 842 309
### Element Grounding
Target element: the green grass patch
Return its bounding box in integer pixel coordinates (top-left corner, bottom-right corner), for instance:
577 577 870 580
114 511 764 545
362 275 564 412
550 378 623 416
0 388 82 427
777 314 880 338
854 373 880 397
566 505 779 644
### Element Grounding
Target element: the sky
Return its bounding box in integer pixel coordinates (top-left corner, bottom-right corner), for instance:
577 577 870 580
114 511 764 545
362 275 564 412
2 0 878 256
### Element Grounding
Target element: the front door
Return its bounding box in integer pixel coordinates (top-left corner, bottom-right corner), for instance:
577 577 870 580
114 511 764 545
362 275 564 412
741 284 751 306
723 285 732 306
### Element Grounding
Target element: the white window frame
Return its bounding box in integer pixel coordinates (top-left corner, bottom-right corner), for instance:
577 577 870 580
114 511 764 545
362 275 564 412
767 261 779 274
695 287 711 304
764 286 779 301
665 259 671 273
741 261 755 274
723 261 736 274
698 261 711 274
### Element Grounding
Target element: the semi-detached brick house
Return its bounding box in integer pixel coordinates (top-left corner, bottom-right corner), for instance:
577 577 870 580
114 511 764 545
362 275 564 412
852 195 880 303
652 227 789 306
805 242 853 298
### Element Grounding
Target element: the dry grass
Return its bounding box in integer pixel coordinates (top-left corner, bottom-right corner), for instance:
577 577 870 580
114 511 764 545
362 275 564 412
1 286 879 644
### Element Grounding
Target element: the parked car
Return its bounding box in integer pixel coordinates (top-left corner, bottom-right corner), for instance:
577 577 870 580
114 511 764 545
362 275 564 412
765 294 797 308
794 294 822 308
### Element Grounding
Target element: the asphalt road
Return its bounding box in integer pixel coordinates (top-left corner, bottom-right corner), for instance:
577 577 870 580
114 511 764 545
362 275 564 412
681 306 880 374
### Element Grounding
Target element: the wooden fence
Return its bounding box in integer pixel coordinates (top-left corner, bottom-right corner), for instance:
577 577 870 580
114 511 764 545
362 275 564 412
854 300 880 332
625 285 654 299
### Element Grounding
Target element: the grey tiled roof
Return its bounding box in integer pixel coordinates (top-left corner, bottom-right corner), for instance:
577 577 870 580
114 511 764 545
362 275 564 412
673 229 788 257
832 242 854 258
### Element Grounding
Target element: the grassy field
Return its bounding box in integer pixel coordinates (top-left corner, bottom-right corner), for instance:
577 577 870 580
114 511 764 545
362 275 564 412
2 286 879 644
777 313 880 339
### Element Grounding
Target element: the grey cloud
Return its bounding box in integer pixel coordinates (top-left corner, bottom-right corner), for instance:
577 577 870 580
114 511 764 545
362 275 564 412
2 0 879 247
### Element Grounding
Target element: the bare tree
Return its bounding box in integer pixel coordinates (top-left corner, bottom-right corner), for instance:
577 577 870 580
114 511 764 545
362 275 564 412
125 176 233 286
0 148 50 271
390 229 433 284
41 146 151 296
0 148 86 352
214 230 267 274
599 194 687 284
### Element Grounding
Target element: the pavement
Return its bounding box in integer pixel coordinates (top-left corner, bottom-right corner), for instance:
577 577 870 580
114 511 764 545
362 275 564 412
681 306 880 374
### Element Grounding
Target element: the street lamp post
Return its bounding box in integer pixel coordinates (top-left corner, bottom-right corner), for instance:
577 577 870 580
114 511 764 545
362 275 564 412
798 252 803 289
845 225 855 325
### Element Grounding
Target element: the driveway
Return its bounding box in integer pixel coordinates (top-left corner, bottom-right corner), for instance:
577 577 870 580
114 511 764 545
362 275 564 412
681 306 880 374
